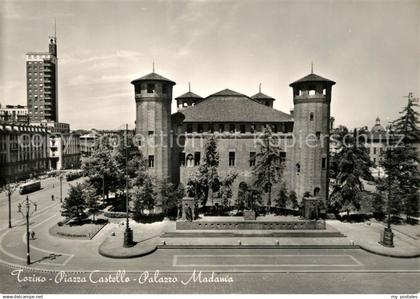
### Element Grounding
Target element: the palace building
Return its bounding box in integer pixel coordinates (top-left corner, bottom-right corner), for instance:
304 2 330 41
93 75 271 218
131 70 335 204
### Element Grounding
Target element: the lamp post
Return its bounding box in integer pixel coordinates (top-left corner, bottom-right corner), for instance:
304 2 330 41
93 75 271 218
381 174 394 247
4 183 17 229
18 196 37 265
102 173 105 202
123 124 133 247
59 173 63 203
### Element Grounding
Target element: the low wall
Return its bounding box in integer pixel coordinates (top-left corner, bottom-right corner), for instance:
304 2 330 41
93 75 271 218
176 220 326 230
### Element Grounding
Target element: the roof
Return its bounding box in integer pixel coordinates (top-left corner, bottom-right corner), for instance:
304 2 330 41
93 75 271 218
175 91 203 100
208 89 247 97
130 72 175 85
251 92 275 101
290 73 336 87
178 89 293 122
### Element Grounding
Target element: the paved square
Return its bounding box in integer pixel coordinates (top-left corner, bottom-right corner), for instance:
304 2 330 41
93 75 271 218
173 254 363 267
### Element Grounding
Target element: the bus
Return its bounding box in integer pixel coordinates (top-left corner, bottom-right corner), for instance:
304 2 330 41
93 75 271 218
19 181 41 194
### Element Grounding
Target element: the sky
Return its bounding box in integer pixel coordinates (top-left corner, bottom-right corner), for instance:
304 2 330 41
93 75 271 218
0 0 419 130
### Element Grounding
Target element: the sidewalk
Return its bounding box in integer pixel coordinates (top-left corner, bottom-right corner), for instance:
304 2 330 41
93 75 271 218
328 220 420 258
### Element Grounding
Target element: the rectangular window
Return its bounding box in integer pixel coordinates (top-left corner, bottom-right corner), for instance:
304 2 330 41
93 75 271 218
148 155 154 168
218 124 224 133
197 123 203 133
147 84 155 93
229 124 235 133
373 147 377 155
280 152 286 162
249 152 256 166
208 123 214 133
148 131 154 136
179 152 186 167
272 124 278 133
186 124 193 133
240 124 246 134
322 157 326 169
250 124 256 133
194 152 201 166
162 84 168 94
316 131 321 139
229 152 235 166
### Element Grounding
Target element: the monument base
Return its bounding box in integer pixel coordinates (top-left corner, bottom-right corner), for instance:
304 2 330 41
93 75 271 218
123 228 133 248
243 210 256 220
379 227 394 247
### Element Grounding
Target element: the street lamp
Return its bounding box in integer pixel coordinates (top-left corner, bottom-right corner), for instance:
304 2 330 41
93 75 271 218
59 172 63 203
123 124 133 248
17 196 37 265
4 183 17 229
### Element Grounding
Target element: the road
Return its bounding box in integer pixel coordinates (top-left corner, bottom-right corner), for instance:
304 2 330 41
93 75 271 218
0 175 84 230
0 176 419 294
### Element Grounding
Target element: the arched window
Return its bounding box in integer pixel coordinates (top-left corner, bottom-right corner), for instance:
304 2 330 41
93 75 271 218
296 163 300 173
186 154 194 167
314 187 320 197
264 182 272 193
310 113 314 121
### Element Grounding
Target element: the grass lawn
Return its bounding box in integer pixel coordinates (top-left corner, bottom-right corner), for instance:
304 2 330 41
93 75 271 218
49 218 108 240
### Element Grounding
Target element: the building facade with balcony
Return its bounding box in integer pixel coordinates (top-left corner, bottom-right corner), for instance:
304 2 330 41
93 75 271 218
0 105 29 124
0 123 49 185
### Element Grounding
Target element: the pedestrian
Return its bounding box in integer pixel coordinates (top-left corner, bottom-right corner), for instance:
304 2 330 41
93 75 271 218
51 194 55 201
31 231 35 240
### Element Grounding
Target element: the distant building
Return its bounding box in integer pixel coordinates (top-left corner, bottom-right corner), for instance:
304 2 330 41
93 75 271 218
31 121 81 170
80 132 99 156
0 104 29 124
0 123 49 185
26 34 58 123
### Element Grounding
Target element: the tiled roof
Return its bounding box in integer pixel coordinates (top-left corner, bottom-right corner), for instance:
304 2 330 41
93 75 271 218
130 72 175 85
179 89 293 122
208 89 247 97
175 91 203 100
251 92 275 100
290 73 335 87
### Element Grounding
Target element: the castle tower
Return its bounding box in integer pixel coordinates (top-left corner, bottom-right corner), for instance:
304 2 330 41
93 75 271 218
289 70 335 202
175 83 203 111
131 72 176 181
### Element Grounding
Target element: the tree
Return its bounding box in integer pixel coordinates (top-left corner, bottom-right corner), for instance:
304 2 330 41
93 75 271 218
275 183 288 215
84 183 100 222
61 183 87 223
372 187 385 220
392 93 420 144
82 146 123 201
160 179 185 216
188 135 220 208
236 182 248 210
252 126 284 213
329 127 373 219
378 95 420 222
217 172 238 209
132 178 156 222
288 191 299 211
